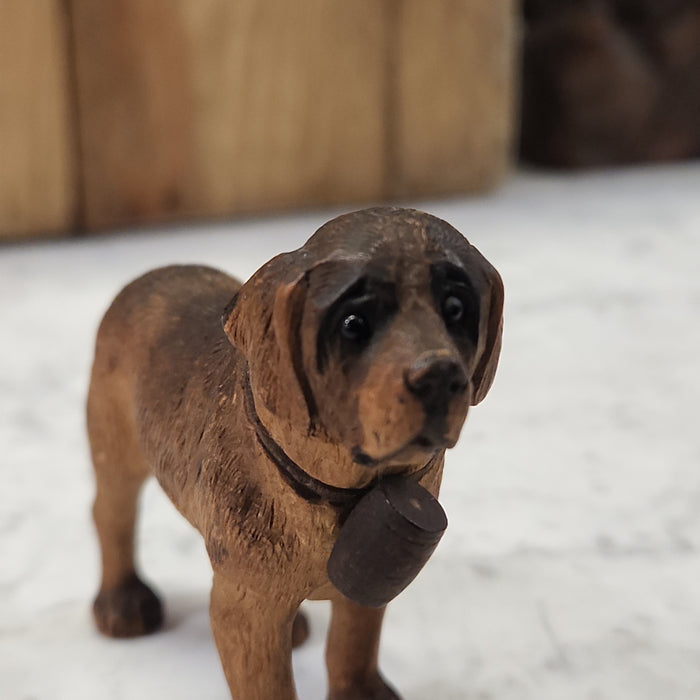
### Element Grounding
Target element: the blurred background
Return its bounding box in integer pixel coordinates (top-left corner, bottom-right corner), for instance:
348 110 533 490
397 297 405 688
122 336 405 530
1 1 699 699
2 0 697 240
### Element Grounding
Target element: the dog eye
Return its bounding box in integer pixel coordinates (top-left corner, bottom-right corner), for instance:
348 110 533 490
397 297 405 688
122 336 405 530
340 313 370 342
442 295 464 324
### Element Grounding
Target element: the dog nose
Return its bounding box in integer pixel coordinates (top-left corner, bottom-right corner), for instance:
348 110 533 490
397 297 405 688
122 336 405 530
404 354 467 406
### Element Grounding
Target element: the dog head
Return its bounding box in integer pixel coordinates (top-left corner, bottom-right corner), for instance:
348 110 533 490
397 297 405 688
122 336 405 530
224 207 503 471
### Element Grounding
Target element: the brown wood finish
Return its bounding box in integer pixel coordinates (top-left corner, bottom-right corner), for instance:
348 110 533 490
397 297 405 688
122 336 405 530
0 2 516 236
69 0 387 230
0 1 77 239
327 476 448 609
68 0 195 229
87 207 504 698
390 0 517 198
65 1 513 231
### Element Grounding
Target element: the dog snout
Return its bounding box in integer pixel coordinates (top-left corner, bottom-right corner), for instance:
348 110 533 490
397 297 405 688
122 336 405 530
404 352 467 408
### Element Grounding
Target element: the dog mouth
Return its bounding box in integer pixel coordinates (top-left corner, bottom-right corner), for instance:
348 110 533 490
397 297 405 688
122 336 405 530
412 435 434 449
352 431 449 469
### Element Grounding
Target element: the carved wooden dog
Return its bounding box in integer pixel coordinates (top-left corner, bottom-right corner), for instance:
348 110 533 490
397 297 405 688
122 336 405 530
88 207 504 699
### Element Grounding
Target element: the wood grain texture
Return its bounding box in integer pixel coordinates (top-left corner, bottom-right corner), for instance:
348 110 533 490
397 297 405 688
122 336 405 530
390 0 518 197
0 1 76 239
69 0 195 230
6 1 517 233
180 1 387 216
70 0 387 230
70 0 516 231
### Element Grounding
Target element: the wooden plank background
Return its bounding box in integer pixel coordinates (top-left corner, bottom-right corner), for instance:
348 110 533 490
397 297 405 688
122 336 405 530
69 0 391 230
392 0 517 197
0 1 77 239
1 0 516 237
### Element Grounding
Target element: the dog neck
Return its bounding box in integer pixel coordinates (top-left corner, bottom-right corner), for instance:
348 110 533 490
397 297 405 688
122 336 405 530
242 371 437 508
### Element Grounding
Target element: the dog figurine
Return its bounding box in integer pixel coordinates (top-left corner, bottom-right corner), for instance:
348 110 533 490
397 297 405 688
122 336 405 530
88 206 504 699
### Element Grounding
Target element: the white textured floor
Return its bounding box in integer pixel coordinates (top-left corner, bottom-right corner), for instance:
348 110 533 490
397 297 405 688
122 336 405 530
2 165 699 700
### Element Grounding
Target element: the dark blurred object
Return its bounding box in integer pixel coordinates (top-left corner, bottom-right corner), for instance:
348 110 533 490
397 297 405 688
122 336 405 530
521 0 700 167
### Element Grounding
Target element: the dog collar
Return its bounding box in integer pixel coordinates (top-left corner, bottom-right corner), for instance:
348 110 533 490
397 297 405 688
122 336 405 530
242 371 439 509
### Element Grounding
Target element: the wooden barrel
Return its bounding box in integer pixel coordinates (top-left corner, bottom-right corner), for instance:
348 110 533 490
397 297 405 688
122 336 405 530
327 476 448 608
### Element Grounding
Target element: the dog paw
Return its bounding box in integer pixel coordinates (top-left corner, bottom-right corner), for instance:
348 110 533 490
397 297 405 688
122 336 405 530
292 610 310 648
93 573 164 638
328 674 401 700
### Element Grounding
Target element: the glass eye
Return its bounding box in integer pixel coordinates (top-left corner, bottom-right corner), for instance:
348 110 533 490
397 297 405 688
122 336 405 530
340 313 370 342
442 295 464 324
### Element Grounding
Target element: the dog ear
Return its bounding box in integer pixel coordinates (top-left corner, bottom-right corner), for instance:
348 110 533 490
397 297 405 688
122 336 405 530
471 260 504 405
222 253 316 431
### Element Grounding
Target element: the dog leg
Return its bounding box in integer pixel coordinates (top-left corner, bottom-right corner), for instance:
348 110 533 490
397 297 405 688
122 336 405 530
88 377 163 638
292 609 310 648
326 598 400 700
210 571 300 700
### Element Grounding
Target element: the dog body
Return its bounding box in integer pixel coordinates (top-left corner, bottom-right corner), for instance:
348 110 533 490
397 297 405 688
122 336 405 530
88 207 503 699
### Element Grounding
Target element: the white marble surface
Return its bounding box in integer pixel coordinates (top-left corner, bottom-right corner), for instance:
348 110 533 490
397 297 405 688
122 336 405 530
1 165 699 699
